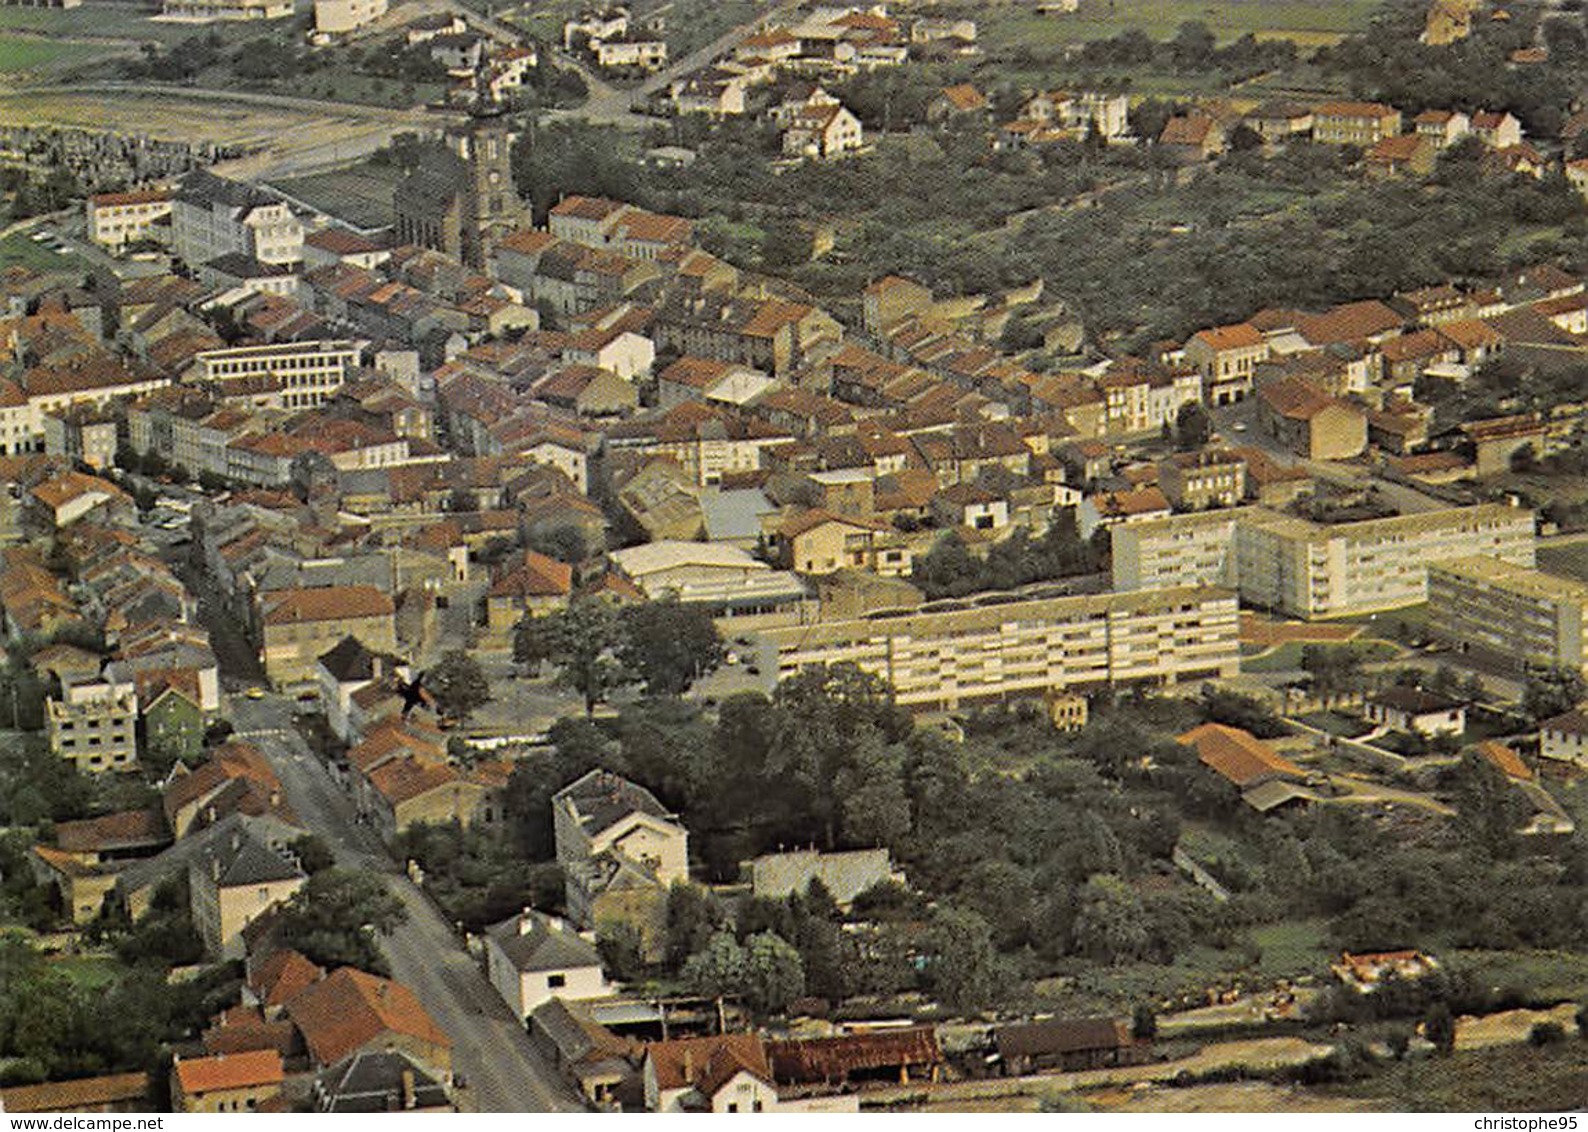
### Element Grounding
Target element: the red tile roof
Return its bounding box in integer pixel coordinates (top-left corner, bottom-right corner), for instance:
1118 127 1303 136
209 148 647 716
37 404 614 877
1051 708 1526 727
174 1049 284 1095
285 968 450 1067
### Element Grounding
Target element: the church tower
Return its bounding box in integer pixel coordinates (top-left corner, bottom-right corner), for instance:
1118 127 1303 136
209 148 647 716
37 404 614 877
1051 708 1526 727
447 87 528 270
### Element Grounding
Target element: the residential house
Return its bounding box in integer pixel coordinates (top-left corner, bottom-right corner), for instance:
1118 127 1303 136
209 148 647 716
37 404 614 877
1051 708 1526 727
1366 134 1436 178
1158 450 1246 511
1470 110 1522 149
1363 686 1465 736
553 770 689 962
259 585 397 688
775 509 903 576
484 908 611 1021
1312 101 1401 146
1539 710 1588 769
189 827 308 959
1078 486 1172 540
1254 377 1366 460
1184 323 1269 404
484 549 572 639
643 1034 777 1113
782 101 865 160
87 189 174 253
171 1051 284 1114
313 1050 453 1113
1158 114 1225 162
285 967 452 1075
1412 109 1469 148
927 83 989 124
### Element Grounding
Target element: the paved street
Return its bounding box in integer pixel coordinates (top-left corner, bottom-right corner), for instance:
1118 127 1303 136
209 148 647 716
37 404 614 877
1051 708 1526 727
228 692 583 1113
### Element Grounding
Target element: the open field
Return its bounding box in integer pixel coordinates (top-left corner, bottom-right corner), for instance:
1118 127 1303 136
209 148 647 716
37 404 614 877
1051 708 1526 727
0 3 207 45
1328 1041 1588 1111
976 0 1380 51
0 36 119 75
274 163 404 229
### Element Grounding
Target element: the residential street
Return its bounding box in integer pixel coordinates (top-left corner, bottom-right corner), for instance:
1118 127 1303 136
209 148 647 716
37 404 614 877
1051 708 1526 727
228 692 584 1113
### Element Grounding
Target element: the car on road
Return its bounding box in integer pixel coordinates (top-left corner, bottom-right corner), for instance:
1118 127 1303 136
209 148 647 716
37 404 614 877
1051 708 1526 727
1233 422 1247 432
246 686 266 699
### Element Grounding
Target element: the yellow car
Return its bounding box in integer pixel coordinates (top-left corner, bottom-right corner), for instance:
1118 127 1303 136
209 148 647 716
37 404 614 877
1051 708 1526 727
246 687 266 700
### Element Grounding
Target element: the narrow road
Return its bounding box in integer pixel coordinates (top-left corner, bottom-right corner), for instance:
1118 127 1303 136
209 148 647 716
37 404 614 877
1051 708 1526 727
227 692 584 1113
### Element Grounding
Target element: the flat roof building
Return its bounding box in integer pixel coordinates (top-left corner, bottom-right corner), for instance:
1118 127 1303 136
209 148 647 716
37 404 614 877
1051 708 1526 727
761 585 1239 712
1429 556 1588 676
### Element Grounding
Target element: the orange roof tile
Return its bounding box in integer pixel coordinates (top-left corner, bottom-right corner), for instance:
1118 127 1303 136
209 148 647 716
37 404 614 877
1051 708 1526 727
174 1049 284 1095
285 968 450 1067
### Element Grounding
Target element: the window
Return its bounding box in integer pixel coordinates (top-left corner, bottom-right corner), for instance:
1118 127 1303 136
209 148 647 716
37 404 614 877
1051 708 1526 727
547 973 566 988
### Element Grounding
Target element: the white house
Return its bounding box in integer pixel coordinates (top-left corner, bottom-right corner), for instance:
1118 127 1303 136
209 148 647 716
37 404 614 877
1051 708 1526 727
643 1035 779 1113
1540 709 1588 768
483 909 610 1021
1363 686 1466 736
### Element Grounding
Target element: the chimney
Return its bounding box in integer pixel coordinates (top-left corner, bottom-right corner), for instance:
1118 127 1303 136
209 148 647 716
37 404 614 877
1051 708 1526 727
210 854 221 882
683 1050 695 1083
401 1068 417 1110
519 908 534 935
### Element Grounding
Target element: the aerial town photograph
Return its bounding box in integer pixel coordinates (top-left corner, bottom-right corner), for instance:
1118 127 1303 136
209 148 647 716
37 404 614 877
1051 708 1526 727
0 0 1587 1117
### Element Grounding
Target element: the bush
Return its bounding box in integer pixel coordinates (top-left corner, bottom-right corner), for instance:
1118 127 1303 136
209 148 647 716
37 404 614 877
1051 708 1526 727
1530 1021 1568 1047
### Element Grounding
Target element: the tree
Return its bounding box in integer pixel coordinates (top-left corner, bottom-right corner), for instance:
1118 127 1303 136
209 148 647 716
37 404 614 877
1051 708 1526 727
741 931 805 1014
1522 664 1586 723
1071 874 1150 964
596 921 647 982
288 834 335 875
277 868 408 975
681 930 746 999
1132 1001 1158 1041
666 883 725 969
1301 644 1364 707
1174 401 1213 450
1423 1001 1455 1054
426 649 491 724
618 598 725 697
924 905 1003 1013
519 598 632 715
835 731 911 849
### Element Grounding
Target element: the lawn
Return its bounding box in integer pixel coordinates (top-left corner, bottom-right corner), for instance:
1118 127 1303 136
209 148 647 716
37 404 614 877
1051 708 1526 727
0 5 196 44
1446 949 1588 1005
274 163 404 229
46 954 121 991
974 0 1379 52
1251 918 1333 980
1298 710 1372 739
1242 641 1306 673
0 231 86 275
0 35 117 74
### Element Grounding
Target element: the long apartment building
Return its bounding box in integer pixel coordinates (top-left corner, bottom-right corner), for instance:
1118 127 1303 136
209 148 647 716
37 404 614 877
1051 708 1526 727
194 340 363 411
1113 503 1536 619
1428 556 1588 675
761 585 1240 711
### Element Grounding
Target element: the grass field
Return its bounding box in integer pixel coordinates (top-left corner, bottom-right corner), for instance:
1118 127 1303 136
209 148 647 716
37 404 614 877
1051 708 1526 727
976 0 1380 52
0 4 216 45
0 35 118 75
275 163 404 230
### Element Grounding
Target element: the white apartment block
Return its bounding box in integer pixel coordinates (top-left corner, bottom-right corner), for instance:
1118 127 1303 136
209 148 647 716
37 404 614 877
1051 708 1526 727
1234 504 1535 619
194 341 363 410
1428 556 1588 676
86 189 174 253
1113 504 1536 620
161 0 292 18
172 171 303 271
1112 508 1248 592
761 585 1241 711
